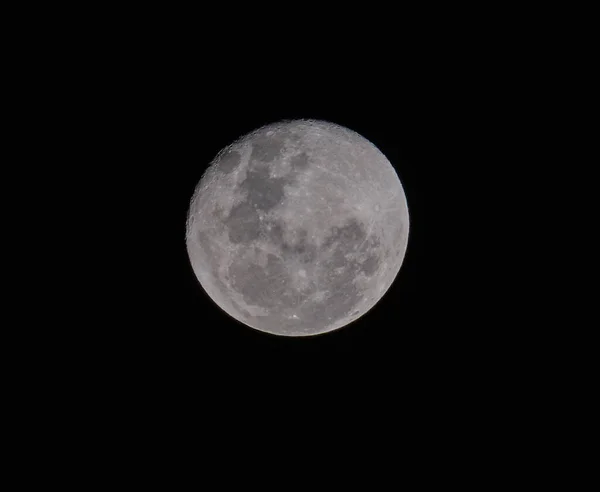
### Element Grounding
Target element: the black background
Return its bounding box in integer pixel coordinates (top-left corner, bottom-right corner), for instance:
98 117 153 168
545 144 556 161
92 48 510 403
11 6 578 480
35 10 539 448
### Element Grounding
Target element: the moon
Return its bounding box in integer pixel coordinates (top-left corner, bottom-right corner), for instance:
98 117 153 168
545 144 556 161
186 120 409 337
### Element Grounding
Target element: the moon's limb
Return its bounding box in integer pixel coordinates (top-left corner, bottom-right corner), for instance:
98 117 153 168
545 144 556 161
186 120 409 336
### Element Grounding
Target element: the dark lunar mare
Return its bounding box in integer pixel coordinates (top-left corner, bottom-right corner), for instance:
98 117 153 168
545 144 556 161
224 135 293 245
217 149 241 174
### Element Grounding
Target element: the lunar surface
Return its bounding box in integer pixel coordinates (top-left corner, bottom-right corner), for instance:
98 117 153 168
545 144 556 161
186 120 409 336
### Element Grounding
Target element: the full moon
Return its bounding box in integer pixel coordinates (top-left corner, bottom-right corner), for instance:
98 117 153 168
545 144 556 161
186 120 409 336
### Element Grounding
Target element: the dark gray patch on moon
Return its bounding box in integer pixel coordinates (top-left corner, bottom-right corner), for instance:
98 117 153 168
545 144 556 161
225 202 260 244
290 152 310 170
241 166 289 212
322 217 366 250
250 136 283 162
293 217 382 329
292 240 318 265
337 219 367 244
360 254 380 276
217 150 240 174
224 159 291 244
259 221 318 265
